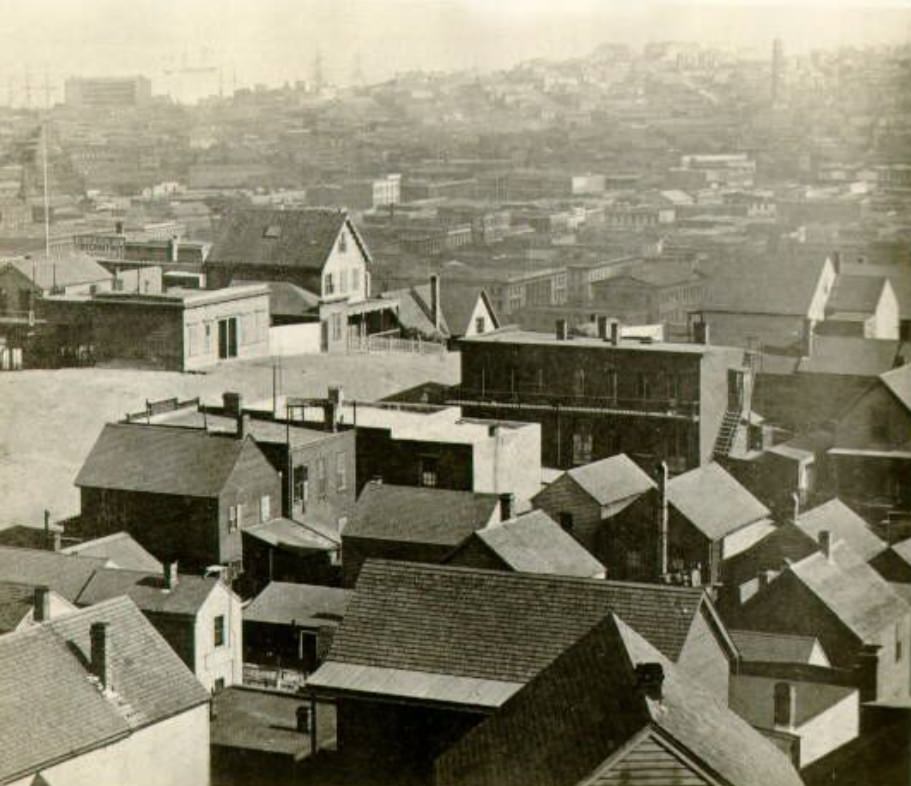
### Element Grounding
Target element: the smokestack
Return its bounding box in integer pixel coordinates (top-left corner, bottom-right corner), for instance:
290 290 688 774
635 662 664 701
164 561 178 590
430 275 441 330
324 389 343 433
819 530 832 560
33 586 50 622
499 493 515 522
555 319 568 341
90 621 112 690
655 462 669 579
609 320 620 346
597 315 609 340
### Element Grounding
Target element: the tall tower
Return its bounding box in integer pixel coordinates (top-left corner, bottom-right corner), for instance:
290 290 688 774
771 38 784 105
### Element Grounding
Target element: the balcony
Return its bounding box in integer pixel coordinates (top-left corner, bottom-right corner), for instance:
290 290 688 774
447 386 700 420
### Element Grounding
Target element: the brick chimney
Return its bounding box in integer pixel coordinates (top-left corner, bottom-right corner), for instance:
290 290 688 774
609 320 621 346
164 561 179 590
635 662 664 701
819 530 832 560
655 462 669 579
33 586 50 622
499 493 515 522
90 621 112 690
597 315 609 340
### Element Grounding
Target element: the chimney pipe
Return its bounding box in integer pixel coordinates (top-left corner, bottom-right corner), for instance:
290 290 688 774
115 220 124 235
819 530 832 560
758 569 775 589
429 274 441 331
597 315 609 340
655 462 669 579
164 561 178 590
33 586 50 622
555 319 568 341
635 662 664 701
499 493 515 522
237 413 250 439
90 621 112 690
609 320 620 346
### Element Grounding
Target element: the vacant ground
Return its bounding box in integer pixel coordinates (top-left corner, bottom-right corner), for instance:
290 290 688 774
0 351 460 528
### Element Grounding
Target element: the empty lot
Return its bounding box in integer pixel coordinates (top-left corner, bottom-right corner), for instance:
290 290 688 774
0 351 459 528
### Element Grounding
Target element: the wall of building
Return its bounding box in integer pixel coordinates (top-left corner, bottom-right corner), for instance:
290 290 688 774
471 424 542 509
270 323 321 355
460 296 496 338
341 536 457 588
677 606 732 702
532 476 603 555
835 383 911 450
872 286 900 340
0 267 38 315
92 302 185 370
195 584 243 690
10 703 209 786
183 291 271 371
321 222 369 303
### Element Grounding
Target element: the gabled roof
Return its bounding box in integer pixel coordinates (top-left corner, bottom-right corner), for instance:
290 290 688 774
881 364 911 412
436 613 803 786
75 423 264 497
667 463 771 541
207 207 365 270
797 335 907 377
4 253 111 290
0 546 107 601
795 498 886 562
244 582 353 628
704 255 831 316
245 517 339 551
826 275 888 315
562 454 656 507
319 560 712 691
343 483 500 546
790 541 909 643
0 581 44 633
381 284 448 337
0 597 209 782
61 532 163 573
76 568 220 616
888 536 911 566
235 279 319 317
440 286 499 337
729 629 829 666
465 511 606 578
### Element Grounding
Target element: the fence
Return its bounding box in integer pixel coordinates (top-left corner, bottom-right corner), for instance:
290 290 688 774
350 331 447 357
243 662 308 693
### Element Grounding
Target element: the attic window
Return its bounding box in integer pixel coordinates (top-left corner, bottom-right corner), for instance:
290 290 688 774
263 225 282 239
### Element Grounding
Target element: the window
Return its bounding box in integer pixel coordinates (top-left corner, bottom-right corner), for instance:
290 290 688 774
317 457 327 498
18 289 31 313
324 273 335 295
259 495 271 523
214 615 225 647
573 368 585 397
606 368 618 402
336 452 347 491
475 316 486 334
187 323 198 356
204 323 212 353
339 269 348 293
420 455 439 487
293 465 309 507
559 512 574 533
637 373 650 400
626 549 642 570
572 421 593 465
0 287 6 313
213 678 225 693
331 313 344 342
227 504 242 532
338 231 347 253
896 622 903 663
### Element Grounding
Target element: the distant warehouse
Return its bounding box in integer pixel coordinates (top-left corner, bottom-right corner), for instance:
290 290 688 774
64 75 152 107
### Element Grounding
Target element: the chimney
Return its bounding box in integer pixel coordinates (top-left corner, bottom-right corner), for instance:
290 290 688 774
655 462 669 579
818 530 832 560
169 235 179 263
33 586 50 622
597 315 609 340
429 274 441 330
555 319 568 341
90 621 112 690
223 392 242 416
609 320 620 346
831 250 841 276
635 662 664 701
499 493 515 522
323 401 338 432
801 318 814 358
164 561 179 590
237 413 250 439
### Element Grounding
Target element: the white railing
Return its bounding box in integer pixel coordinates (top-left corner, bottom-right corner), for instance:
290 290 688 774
349 332 447 356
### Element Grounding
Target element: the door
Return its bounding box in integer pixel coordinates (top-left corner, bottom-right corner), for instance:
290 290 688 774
218 318 238 359
727 369 744 411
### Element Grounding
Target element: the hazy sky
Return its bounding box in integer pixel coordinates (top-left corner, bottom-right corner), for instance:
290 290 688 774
0 0 909 96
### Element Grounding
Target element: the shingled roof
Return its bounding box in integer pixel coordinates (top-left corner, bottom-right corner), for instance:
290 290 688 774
667 462 771 541
76 568 221 616
563 454 656 507
75 423 268 497
207 207 367 270
244 581 353 628
881 364 911 412
795 498 886 562
0 597 209 783
343 483 501 546
826 275 889 315
320 560 712 687
436 613 803 786
0 546 107 602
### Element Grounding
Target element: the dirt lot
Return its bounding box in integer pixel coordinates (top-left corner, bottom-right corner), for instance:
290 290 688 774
0 351 460 528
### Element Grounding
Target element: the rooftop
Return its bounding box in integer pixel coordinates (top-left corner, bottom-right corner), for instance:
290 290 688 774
881 364 911 412
3 253 110 290
826 275 888 315
460 327 713 354
61 532 163 573
794 499 886 563
729 629 829 666
76 568 220 616
244 582 353 628
0 546 107 602
343 483 501 546
563 454 656 506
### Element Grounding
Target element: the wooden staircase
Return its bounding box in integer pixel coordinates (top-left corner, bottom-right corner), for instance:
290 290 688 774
713 410 741 459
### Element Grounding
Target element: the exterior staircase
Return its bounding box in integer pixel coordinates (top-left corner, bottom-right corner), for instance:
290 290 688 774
713 410 741 459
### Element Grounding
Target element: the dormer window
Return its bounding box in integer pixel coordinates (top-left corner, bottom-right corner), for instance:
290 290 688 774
263 225 281 239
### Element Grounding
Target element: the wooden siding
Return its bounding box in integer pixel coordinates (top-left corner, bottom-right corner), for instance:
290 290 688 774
590 732 710 785
532 475 602 553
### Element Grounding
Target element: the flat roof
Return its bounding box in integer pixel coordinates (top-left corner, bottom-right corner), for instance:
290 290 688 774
461 328 714 354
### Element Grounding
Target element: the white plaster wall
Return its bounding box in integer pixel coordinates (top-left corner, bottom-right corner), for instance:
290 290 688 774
270 323 322 355
796 690 859 766
9 704 210 786
194 584 243 691
872 283 900 340
809 257 838 321
460 296 495 337
322 223 369 303
184 292 271 371
472 424 542 510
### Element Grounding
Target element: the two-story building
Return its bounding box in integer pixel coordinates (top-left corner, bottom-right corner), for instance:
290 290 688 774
452 322 754 472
